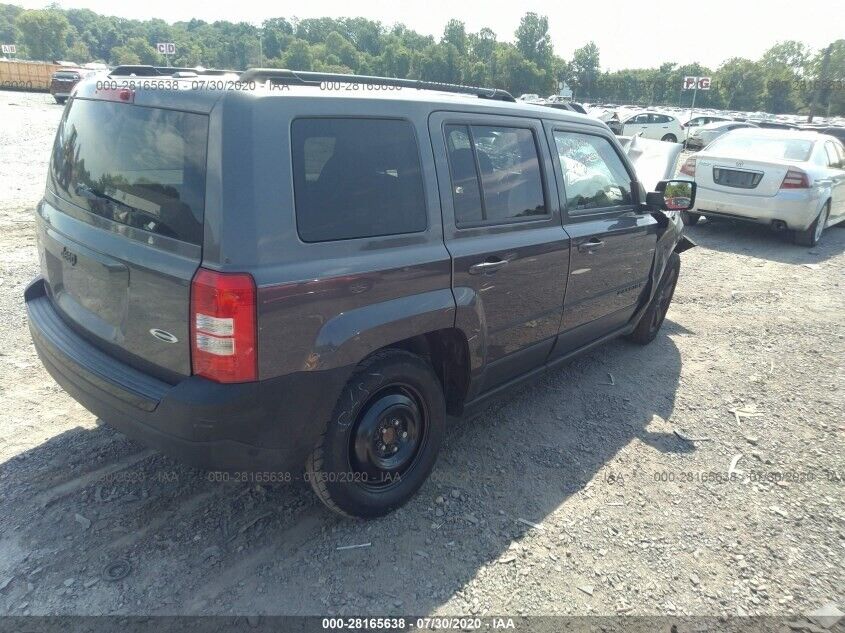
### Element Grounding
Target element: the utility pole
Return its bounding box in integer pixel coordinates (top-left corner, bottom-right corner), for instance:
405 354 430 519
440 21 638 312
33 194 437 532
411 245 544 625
808 44 832 123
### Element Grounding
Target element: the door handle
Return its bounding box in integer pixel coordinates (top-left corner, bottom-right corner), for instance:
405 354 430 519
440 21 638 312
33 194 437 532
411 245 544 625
578 238 605 253
469 258 509 275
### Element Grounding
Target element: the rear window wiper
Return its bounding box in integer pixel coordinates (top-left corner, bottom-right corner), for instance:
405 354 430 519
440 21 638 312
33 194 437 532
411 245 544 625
74 184 134 210
74 184 178 239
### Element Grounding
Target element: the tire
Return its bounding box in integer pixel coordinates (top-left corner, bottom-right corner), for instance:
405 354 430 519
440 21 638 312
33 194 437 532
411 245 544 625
793 203 830 247
661 134 677 143
626 252 681 345
54 97 67 105
305 349 446 518
680 211 700 226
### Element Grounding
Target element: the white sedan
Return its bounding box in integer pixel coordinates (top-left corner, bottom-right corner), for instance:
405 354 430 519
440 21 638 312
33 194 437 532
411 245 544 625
620 111 685 143
679 129 845 245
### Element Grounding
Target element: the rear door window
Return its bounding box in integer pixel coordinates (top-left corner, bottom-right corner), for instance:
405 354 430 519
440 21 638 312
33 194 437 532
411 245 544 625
291 118 427 242
444 124 546 226
49 99 208 245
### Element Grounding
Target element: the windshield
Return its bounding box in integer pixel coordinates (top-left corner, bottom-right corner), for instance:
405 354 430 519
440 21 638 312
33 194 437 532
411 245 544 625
707 134 813 161
49 99 209 245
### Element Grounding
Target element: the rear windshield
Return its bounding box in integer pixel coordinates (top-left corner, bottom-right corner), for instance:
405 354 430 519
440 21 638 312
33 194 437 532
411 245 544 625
707 134 813 162
49 99 208 245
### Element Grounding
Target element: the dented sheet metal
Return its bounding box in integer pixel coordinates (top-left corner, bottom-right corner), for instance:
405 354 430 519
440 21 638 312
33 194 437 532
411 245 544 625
630 204 695 329
618 134 684 192
615 134 696 324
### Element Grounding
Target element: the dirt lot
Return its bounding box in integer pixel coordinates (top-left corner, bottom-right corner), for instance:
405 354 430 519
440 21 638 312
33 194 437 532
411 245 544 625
0 90 842 620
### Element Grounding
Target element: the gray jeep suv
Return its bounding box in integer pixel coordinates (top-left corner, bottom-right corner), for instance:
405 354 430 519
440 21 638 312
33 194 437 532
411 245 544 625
25 67 695 518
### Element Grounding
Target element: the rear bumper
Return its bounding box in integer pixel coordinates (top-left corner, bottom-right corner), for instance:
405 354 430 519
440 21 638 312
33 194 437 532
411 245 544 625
692 185 821 230
25 277 351 472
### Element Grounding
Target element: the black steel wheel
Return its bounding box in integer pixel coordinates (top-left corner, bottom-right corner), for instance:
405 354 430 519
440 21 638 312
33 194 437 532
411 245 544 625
306 350 445 518
350 385 428 489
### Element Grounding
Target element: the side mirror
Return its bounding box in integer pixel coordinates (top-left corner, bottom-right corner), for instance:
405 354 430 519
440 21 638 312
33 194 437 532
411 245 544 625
646 179 696 211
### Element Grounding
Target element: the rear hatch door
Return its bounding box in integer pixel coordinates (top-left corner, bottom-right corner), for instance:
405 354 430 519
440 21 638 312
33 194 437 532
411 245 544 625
38 96 209 378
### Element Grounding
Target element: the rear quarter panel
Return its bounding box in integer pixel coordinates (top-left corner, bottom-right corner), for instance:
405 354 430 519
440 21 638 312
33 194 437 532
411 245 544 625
204 93 453 379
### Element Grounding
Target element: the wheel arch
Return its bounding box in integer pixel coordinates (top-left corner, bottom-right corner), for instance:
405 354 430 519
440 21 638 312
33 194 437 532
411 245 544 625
311 289 473 416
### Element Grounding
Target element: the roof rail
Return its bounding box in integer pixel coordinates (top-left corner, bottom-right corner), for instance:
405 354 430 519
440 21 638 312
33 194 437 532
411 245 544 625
110 65 238 77
239 68 516 102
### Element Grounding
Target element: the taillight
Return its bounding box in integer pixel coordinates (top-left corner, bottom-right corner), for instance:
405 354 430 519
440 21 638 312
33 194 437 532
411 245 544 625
190 268 257 383
780 168 810 189
680 157 696 177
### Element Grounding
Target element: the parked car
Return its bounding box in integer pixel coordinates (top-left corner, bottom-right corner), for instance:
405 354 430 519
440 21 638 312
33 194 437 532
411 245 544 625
544 101 588 115
619 111 684 142
49 67 94 104
685 120 759 150
752 120 799 130
605 115 622 136
682 114 732 130
816 126 845 144
679 129 845 245
517 93 541 102
25 67 695 518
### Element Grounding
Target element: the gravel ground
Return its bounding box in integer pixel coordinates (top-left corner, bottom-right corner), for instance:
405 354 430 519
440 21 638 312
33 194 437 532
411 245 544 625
0 90 842 620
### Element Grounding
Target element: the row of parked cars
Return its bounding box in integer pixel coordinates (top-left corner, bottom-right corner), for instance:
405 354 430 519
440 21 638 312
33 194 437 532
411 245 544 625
586 103 845 146
569 101 845 246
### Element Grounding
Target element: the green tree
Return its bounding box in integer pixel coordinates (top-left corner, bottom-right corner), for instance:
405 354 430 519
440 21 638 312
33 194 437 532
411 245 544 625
0 3 23 49
807 40 845 116
377 38 411 77
261 17 293 59
514 12 551 68
761 41 809 75
571 42 600 99
111 36 157 65
415 43 461 84
325 31 359 70
442 19 467 55
470 27 496 65
281 38 313 70
494 44 545 95
714 58 764 111
66 39 90 63
16 9 69 60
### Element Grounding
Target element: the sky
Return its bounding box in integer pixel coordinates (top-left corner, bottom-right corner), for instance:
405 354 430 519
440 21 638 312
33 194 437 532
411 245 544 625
17 0 843 70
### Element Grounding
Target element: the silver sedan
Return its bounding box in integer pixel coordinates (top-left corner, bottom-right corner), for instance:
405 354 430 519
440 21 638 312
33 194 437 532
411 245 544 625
679 129 845 245
685 120 758 150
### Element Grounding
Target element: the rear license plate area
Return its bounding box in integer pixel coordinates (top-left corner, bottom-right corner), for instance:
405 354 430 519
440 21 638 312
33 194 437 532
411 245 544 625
713 168 763 189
